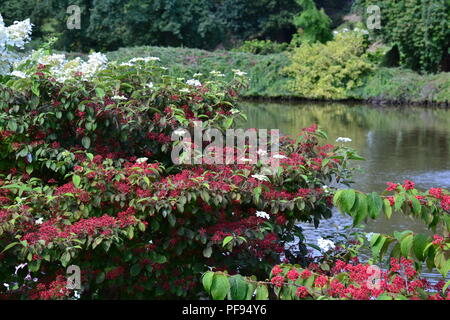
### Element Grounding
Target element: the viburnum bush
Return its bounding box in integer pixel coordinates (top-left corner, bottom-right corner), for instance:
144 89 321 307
203 182 450 300
0 49 366 299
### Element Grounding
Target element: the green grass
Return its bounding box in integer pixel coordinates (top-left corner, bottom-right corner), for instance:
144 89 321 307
104 46 450 104
351 68 450 104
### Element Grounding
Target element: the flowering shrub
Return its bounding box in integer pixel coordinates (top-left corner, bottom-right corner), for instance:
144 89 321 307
203 257 449 300
0 49 365 299
203 182 450 300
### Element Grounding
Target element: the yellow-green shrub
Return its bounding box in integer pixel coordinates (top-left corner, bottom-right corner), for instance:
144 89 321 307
283 31 374 100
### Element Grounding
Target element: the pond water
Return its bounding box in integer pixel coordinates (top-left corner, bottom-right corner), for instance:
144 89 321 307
240 101 450 282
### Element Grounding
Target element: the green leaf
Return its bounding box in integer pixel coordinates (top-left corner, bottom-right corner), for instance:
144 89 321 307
434 252 450 277
400 234 413 257
334 189 356 213
224 117 234 129
203 246 212 258
352 193 368 227
394 194 405 211
130 264 141 277
60 251 71 267
409 195 421 215
96 271 105 284
210 274 230 300
255 285 269 300
383 199 393 219
223 236 233 247
442 280 450 295
367 192 383 219
202 271 215 293
95 87 105 99
228 275 248 300
412 234 430 261
72 175 81 188
82 136 91 149
153 254 167 264
2 242 19 253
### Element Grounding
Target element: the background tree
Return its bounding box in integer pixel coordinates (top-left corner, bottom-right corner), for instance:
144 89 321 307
291 0 333 46
354 0 450 73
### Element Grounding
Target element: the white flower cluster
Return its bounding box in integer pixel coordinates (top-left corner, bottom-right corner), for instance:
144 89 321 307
336 137 352 143
13 51 109 83
210 70 225 77
251 174 270 182
0 14 33 75
256 211 270 220
232 69 247 77
317 237 336 252
119 56 160 67
186 79 202 87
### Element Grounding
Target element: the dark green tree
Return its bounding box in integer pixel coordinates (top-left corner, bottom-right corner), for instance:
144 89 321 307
291 0 333 45
354 0 450 73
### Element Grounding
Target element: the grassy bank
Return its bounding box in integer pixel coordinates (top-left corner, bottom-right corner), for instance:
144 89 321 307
104 46 450 105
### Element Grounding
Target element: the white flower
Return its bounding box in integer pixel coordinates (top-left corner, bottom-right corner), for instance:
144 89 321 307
256 211 270 220
35 218 44 225
365 232 376 242
272 154 287 159
136 157 148 164
120 62 134 67
128 56 160 64
257 149 268 156
232 69 247 76
146 82 154 89
112 95 127 100
317 238 335 252
179 88 191 93
186 79 202 87
174 128 188 136
10 70 26 78
336 137 352 143
210 70 225 77
251 174 270 182
322 185 330 193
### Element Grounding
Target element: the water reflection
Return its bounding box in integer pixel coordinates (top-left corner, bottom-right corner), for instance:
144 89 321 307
240 101 450 280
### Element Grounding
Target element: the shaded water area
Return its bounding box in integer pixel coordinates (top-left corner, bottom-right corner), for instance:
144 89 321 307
240 101 450 281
